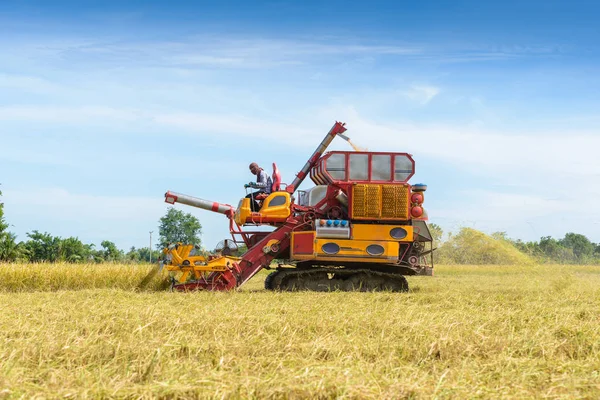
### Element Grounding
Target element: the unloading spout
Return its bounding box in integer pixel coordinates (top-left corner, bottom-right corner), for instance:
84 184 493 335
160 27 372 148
286 121 347 193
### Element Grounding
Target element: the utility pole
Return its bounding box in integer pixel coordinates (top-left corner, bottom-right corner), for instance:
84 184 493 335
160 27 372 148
149 231 153 263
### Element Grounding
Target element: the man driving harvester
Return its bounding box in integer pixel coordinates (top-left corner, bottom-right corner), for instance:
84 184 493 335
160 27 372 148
245 162 273 212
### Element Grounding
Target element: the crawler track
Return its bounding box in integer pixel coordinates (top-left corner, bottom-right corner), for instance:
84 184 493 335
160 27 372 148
264 268 409 292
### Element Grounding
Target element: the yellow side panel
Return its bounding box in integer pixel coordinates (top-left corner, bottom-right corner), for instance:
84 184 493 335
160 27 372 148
352 224 414 242
292 238 400 263
236 192 291 225
234 198 252 226
259 192 291 219
351 184 409 220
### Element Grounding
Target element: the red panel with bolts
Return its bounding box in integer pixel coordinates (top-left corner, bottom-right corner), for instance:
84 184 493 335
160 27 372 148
293 232 315 255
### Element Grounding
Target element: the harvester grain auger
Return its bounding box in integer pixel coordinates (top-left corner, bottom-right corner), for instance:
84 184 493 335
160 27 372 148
162 121 434 292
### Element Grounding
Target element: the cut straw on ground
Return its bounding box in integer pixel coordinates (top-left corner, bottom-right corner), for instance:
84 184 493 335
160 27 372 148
1 263 599 399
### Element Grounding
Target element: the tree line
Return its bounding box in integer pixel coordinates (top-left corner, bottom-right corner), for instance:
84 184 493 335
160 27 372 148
0 192 202 263
505 232 600 264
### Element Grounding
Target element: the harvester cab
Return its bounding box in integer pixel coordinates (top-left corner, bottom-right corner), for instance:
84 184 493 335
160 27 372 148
162 121 434 292
235 163 291 226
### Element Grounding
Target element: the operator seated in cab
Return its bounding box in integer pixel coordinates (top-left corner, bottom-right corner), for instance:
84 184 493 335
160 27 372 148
244 162 272 212
234 161 291 225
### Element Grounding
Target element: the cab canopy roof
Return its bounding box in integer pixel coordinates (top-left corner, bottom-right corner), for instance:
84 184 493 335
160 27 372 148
310 151 415 185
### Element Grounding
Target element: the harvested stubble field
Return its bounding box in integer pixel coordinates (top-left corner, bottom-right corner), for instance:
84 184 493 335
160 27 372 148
1 263 599 399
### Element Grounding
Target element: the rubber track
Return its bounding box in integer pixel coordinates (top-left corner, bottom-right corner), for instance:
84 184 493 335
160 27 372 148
265 268 409 292
264 270 278 290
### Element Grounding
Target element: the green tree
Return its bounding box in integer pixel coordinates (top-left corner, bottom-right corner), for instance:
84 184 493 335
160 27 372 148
428 223 444 245
559 232 595 260
24 231 62 262
0 232 26 261
158 207 202 249
85 244 106 263
539 236 574 263
0 189 24 261
58 237 90 263
137 247 162 263
101 240 124 262
0 188 7 235
510 238 542 258
127 246 141 262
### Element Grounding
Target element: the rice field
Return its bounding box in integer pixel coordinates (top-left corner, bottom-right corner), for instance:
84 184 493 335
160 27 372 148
1 262 599 399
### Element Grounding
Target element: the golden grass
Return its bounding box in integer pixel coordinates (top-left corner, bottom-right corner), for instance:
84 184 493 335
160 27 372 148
1 263 599 399
0 262 168 292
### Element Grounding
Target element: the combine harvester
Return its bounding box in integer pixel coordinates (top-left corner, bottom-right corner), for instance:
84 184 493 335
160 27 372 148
162 122 434 292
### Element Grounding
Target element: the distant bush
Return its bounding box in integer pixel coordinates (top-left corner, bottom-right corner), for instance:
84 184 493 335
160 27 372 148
436 228 533 265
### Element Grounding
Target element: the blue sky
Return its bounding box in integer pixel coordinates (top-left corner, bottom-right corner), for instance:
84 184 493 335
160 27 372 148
1 0 599 251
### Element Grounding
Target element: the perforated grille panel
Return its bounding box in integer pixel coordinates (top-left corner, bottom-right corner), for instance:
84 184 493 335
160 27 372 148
352 184 409 220
364 185 381 217
352 185 366 216
382 185 409 219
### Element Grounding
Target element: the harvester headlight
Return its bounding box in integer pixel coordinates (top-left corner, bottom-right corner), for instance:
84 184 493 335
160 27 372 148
321 242 340 254
366 244 385 256
389 227 408 240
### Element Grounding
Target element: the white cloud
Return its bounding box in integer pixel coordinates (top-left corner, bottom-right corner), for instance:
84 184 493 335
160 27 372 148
0 145 74 166
2 187 240 250
4 187 164 221
403 85 440 104
4 34 545 72
0 73 62 93
435 190 565 223
79 38 421 68
0 105 141 123
152 112 323 146
325 107 600 179
3 103 599 184
1 35 421 70
429 188 600 242
3 102 598 185
0 105 328 148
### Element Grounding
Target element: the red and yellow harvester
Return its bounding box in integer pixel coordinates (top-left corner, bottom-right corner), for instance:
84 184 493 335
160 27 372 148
162 122 434 292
